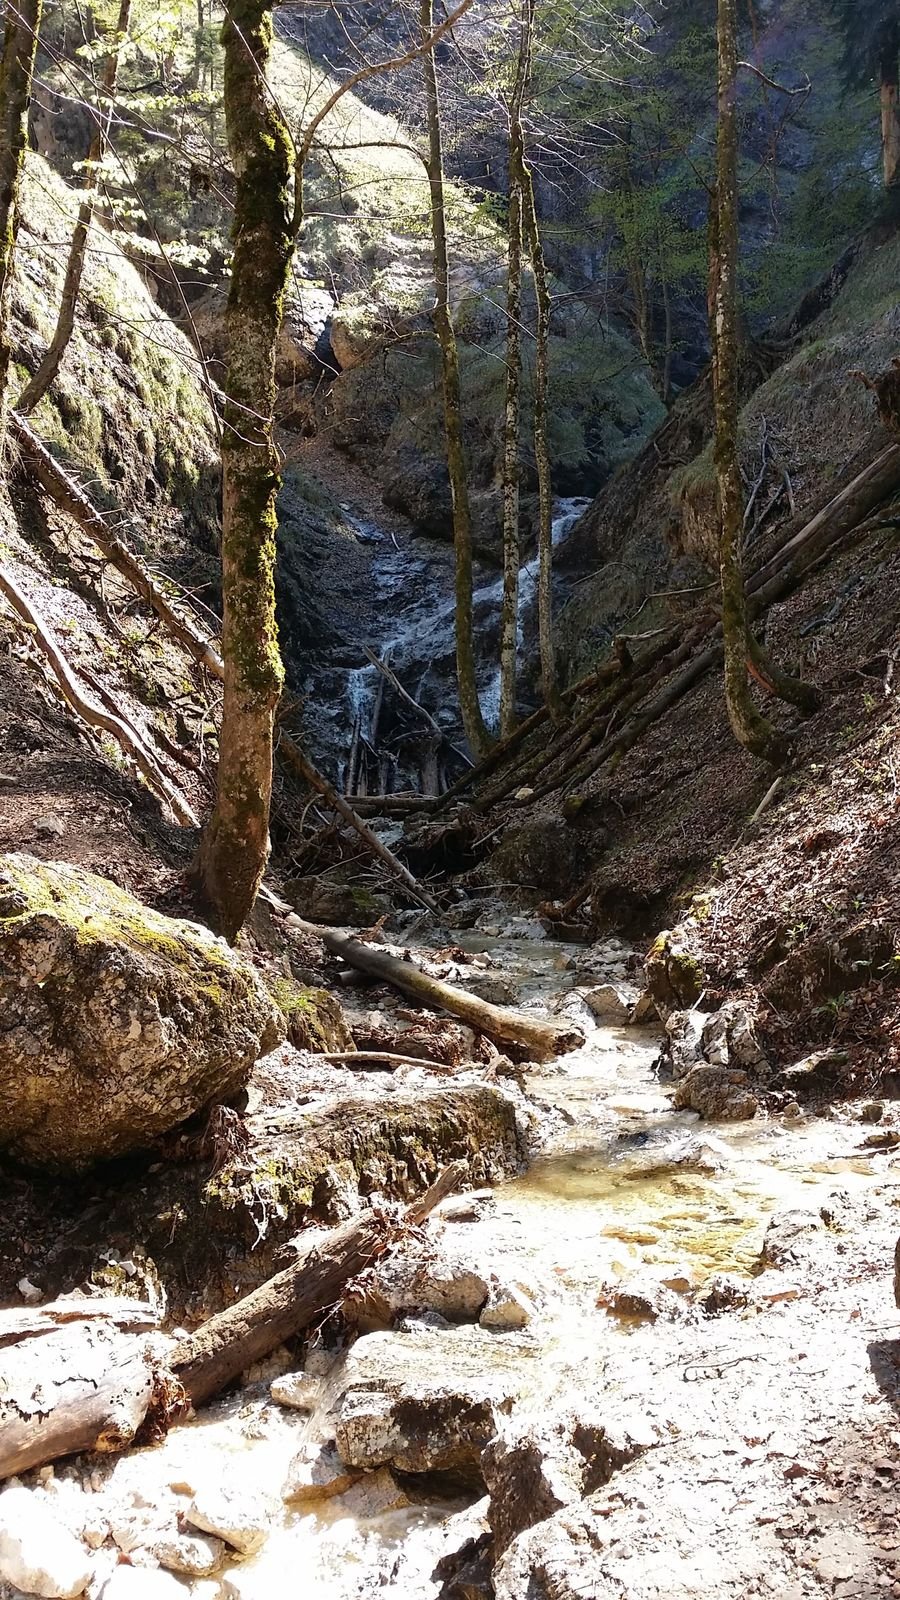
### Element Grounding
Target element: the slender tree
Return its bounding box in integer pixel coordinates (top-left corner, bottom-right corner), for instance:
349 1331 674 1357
18 0 132 416
419 0 492 760
831 0 899 187
712 0 817 765
195 0 293 939
498 1 530 739
712 0 784 763
516 20 564 724
0 0 42 442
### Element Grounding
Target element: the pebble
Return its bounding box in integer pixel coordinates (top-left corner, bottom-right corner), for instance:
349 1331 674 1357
0 1486 94 1599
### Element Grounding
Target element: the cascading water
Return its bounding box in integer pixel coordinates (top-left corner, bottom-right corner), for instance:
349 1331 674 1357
303 499 591 793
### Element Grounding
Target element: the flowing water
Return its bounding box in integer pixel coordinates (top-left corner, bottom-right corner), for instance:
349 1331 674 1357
78 933 896 1600
307 501 590 787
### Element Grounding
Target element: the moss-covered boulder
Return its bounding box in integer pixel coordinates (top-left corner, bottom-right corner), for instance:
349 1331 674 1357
267 978 354 1052
0 854 284 1171
645 930 706 1017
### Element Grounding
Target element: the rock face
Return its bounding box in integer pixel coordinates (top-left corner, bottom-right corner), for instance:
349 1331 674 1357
0 854 284 1170
333 1324 539 1477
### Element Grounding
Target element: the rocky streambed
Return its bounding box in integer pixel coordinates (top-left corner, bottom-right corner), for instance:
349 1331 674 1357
4 923 900 1600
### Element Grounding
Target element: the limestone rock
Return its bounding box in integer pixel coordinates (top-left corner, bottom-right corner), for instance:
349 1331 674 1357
672 1065 759 1121
100 1570 187 1600
582 983 637 1024
485 1410 653 1559
479 1282 536 1331
701 1002 769 1076
333 1324 537 1477
184 1485 273 1555
658 1008 705 1080
759 1209 824 1269
0 854 283 1170
270 1371 320 1411
265 978 354 1053
0 1487 94 1598
146 1534 227 1578
343 1240 492 1329
645 931 706 1017
282 1441 358 1503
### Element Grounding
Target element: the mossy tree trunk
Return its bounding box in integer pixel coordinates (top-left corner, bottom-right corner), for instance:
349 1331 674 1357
17 0 131 417
195 0 293 939
420 0 491 761
499 5 533 740
880 18 900 188
0 0 41 442
518 85 564 724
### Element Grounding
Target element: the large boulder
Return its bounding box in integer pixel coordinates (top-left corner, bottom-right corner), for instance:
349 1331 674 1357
0 854 283 1170
333 1323 540 1478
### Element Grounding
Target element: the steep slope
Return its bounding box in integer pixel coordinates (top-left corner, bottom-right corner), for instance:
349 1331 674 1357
467 219 900 1085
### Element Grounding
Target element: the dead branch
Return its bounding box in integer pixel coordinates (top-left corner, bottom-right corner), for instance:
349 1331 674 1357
0 563 198 825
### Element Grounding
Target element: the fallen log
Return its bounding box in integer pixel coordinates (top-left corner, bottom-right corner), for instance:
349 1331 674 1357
314 1049 456 1072
0 1165 463 1479
290 920 584 1059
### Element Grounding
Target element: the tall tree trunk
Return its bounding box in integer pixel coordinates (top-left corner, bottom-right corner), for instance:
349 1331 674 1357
17 0 131 417
712 0 782 763
880 21 900 189
419 0 491 761
0 0 41 441
519 112 564 723
195 0 292 939
499 5 533 741
499 160 522 738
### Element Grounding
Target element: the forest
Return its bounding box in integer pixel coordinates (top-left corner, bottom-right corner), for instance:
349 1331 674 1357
0 0 898 1596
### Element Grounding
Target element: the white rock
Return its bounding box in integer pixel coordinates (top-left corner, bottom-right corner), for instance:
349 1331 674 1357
479 1283 536 1331
100 1569 187 1600
146 1534 226 1578
269 1371 319 1411
185 1485 273 1556
17 1277 43 1303
0 1487 94 1598
282 1442 358 1504
583 985 633 1024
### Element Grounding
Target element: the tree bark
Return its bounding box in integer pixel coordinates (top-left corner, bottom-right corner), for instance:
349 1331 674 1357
712 0 783 763
518 86 564 723
499 10 532 741
0 0 42 440
419 0 491 761
17 0 132 416
195 0 293 940
291 920 584 1059
880 21 900 189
